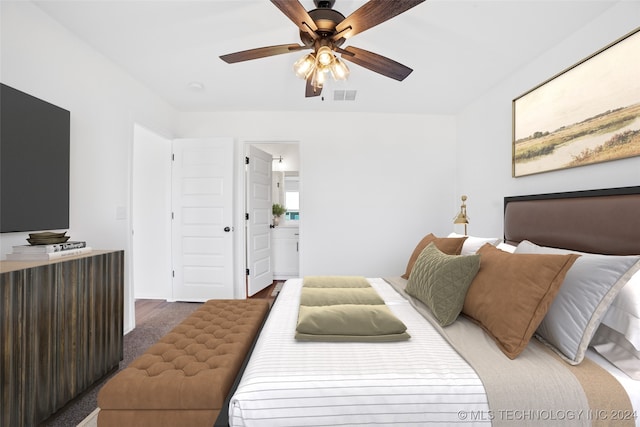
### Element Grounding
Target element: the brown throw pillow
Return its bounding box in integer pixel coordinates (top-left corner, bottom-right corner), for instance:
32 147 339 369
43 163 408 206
402 233 467 279
462 244 580 359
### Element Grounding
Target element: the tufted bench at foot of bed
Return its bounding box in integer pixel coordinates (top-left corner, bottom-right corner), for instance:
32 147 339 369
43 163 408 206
97 299 270 427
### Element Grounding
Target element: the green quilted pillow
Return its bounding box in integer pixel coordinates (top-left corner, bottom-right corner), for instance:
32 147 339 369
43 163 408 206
406 242 480 326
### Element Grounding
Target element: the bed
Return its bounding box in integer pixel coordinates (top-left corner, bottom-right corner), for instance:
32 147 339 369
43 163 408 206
222 186 640 426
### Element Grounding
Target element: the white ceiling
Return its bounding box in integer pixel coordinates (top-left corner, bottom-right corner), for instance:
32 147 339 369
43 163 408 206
33 0 619 115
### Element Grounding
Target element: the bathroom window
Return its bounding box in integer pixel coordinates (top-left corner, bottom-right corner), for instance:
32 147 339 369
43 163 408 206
284 176 299 221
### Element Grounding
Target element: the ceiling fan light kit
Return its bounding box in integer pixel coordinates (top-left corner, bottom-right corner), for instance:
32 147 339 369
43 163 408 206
293 45 350 91
220 0 426 98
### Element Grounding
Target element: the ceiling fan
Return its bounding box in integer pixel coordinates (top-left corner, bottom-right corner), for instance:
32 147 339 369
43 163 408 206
220 0 426 98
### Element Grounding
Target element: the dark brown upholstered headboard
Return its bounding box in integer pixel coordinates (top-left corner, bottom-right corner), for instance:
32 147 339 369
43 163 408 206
504 186 640 256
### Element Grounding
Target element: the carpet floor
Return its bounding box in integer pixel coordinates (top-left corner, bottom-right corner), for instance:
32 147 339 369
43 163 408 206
42 301 203 427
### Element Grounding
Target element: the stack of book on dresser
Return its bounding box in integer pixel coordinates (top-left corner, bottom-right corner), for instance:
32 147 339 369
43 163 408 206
6 231 92 261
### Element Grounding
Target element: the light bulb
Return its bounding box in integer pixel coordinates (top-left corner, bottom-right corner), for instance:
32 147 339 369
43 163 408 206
311 67 327 89
330 58 350 80
293 53 316 79
316 46 334 67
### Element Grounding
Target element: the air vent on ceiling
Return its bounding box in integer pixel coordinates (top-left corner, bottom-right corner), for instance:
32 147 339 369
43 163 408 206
333 90 357 101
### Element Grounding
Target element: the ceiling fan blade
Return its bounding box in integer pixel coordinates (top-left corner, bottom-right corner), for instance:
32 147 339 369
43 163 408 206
333 0 425 41
305 75 322 98
341 46 413 81
220 44 306 63
271 0 318 39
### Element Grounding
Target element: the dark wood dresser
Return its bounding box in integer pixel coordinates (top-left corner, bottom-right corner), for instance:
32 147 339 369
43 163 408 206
1 250 124 426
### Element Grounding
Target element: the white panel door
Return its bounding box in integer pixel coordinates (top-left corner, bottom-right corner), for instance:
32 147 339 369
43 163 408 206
171 138 234 301
246 145 273 296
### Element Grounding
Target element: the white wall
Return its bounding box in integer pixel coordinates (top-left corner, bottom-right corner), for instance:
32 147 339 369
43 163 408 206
0 2 179 332
179 111 457 296
132 125 173 299
455 1 640 238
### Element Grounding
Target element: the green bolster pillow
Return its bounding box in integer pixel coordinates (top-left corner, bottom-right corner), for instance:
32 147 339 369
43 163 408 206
300 287 385 306
303 276 371 288
296 304 408 338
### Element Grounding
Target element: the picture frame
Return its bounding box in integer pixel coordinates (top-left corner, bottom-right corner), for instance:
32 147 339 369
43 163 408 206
512 27 640 177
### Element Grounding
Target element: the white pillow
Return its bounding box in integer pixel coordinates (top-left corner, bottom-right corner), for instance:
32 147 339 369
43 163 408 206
600 269 640 350
496 242 516 253
515 240 640 365
591 324 640 380
447 232 501 255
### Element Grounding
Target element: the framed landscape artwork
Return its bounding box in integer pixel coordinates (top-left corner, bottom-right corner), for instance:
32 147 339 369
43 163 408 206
512 27 640 177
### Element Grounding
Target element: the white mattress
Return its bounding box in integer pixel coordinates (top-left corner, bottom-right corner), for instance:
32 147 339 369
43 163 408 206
229 278 490 426
229 278 640 427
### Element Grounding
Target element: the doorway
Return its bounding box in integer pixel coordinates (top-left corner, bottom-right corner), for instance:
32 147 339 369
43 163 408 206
132 129 235 302
244 141 300 296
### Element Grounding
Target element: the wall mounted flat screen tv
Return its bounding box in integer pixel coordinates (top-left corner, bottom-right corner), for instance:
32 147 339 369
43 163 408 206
1 83 70 233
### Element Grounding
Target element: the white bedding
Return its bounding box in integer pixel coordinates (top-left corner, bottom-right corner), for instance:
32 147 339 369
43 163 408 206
229 278 639 427
229 278 490 426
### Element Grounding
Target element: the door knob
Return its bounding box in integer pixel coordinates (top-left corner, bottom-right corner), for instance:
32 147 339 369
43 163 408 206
224 226 231 232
